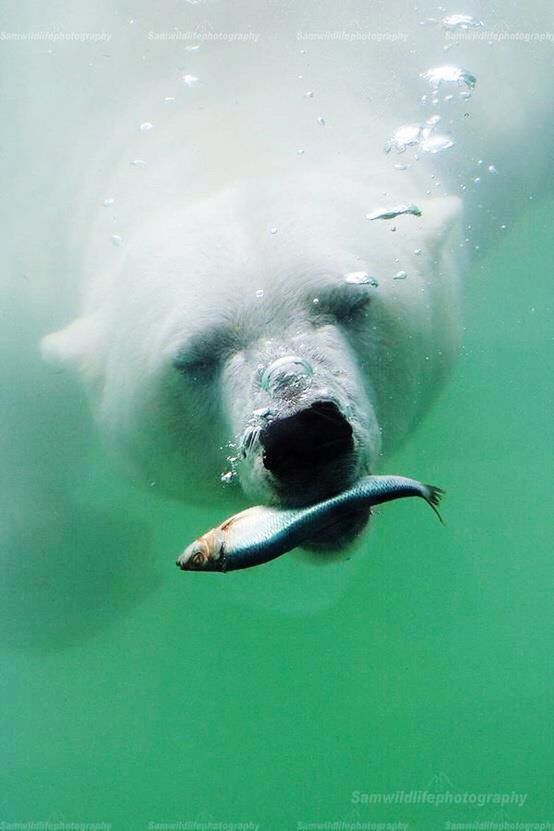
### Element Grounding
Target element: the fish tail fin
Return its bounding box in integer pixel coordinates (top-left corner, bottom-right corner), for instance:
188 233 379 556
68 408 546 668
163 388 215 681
422 484 445 526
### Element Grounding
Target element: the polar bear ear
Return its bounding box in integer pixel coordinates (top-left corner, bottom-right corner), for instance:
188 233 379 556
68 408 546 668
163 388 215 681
417 195 463 248
40 314 103 380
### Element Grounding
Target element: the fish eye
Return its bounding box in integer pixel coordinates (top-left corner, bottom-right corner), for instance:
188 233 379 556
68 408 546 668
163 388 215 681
190 551 206 567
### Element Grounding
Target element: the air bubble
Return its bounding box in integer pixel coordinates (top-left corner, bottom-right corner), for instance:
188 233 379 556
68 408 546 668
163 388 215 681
421 65 477 93
420 133 454 154
441 14 483 30
344 271 378 286
261 356 314 400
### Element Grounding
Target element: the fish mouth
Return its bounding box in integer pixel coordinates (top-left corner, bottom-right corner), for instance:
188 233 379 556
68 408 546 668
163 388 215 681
303 504 372 552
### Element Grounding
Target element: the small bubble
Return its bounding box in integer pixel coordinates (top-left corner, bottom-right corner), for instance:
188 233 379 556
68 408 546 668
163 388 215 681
140 121 153 132
103 197 115 207
164 96 176 103
414 248 422 256
304 90 314 99
474 177 481 184
270 227 278 235
111 234 123 246
312 297 320 304
297 148 305 155
220 471 235 484
393 270 408 280
317 116 326 125
255 289 264 298
130 159 146 167
183 74 199 87
488 165 497 174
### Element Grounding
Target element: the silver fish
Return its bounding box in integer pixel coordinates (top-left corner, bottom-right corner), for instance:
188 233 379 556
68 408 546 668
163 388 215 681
176 475 444 573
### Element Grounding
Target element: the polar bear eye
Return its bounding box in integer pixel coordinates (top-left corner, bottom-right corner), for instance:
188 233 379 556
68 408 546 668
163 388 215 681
176 355 217 378
174 343 220 379
311 283 372 325
174 327 237 379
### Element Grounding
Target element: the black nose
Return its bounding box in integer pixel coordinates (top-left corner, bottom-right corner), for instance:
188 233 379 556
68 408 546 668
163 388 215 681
261 400 354 482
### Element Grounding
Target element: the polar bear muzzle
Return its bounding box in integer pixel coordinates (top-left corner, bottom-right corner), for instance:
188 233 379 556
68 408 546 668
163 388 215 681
260 400 356 499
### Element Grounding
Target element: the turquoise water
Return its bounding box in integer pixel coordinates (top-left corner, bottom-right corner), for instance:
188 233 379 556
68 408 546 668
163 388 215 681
1 201 553 828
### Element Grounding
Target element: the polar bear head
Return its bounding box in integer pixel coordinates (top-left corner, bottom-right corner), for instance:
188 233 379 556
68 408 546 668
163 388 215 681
42 169 462 546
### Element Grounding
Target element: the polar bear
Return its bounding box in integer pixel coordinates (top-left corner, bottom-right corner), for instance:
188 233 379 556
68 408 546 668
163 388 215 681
41 167 463 548
2 0 553 636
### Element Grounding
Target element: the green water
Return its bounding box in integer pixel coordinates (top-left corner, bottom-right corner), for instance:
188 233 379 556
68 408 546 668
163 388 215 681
2 201 553 829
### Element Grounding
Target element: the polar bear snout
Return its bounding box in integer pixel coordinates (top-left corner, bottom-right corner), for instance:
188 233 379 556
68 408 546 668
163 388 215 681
259 400 356 503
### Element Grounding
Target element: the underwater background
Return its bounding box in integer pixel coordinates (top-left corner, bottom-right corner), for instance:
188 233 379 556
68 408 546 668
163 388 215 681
1 195 552 828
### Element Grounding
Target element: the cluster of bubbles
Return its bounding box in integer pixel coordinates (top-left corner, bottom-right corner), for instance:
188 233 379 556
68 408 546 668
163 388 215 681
220 440 240 485
386 12 482 162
